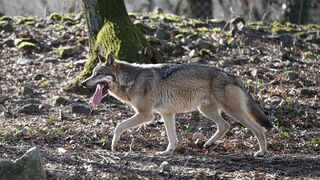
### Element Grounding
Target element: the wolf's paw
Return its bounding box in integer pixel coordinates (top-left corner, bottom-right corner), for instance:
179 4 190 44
254 150 266 157
155 150 173 156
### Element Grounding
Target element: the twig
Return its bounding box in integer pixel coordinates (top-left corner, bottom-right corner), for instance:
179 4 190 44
125 138 135 156
143 156 154 171
98 154 115 164
181 156 192 173
47 168 74 174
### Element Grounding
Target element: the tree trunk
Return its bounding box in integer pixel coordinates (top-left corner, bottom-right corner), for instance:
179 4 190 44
285 0 310 24
187 0 213 19
65 0 160 93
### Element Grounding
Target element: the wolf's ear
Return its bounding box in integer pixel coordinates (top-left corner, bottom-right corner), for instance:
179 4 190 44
98 53 107 63
106 53 115 66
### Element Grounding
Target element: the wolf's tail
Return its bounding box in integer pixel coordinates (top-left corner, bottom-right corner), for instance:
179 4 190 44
219 81 273 130
245 95 273 129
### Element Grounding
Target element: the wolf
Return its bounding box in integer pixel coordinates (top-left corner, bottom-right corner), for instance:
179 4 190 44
82 54 273 157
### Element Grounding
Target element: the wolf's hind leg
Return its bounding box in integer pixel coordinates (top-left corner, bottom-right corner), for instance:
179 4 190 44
198 104 230 148
225 110 267 157
112 112 154 151
156 113 178 156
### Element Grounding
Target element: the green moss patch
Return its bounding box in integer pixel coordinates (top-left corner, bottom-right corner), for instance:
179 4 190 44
57 47 73 59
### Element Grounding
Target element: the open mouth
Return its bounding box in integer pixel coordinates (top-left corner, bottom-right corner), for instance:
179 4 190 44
90 82 108 107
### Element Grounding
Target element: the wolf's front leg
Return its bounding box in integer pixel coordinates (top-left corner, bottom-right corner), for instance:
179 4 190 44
112 112 154 151
156 113 178 155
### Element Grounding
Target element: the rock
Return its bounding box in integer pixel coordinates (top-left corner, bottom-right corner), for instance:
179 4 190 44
172 49 184 56
3 38 15 47
34 74 45 81
278 34 294 47
270 97 282 107
71 103 91 115
17 104 41 114
155 28 171 40
160 161 170 172
94 119 102 126
300 88 317 98
53 96 68 106
21 85 34 96
285 71 299 81
153 7 164 14
148 36 161 45
43 57 58 63
17 54 41 65
0 146 46 180
161 45 174 55
195 39 215 51
208 19 227 29
188 49 196 57
189 57 206 64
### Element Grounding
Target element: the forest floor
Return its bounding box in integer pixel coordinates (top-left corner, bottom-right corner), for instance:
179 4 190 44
0 13 320 179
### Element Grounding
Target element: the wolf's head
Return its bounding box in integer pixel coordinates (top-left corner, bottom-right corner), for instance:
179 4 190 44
82 53 117 89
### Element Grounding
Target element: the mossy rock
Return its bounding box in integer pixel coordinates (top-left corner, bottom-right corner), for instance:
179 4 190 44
175 33 184 39
49 13 62 21
35 22 45 28
128 12 141 20
305 34 320 44
64 20 78 27
17 42 37 50
212 27 222 33
15 16 36 25
303 24 320 31
248 22 270 31
0 16 12 21
0 21 14 33
50 24 65 31
192 19 207 28
197 27 210 33
271 21 296 34
57 47 73 59
15 38 38 46
134 20 153 34
209 19 227 29
61 16 74 22
199 49 210 56
188 33 200 40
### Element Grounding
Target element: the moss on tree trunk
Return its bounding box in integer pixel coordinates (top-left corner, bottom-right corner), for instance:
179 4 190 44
65 0 160 93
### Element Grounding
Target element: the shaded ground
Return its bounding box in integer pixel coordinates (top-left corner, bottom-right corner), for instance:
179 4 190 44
0 13 319 179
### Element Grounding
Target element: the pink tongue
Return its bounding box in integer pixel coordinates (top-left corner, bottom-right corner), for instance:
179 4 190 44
91 84 104 107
